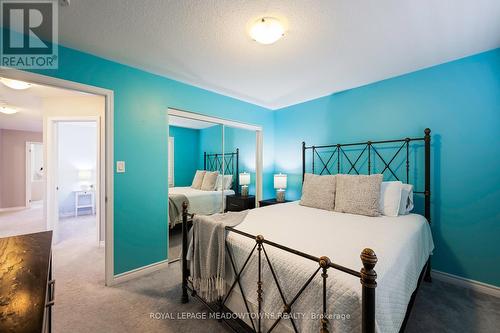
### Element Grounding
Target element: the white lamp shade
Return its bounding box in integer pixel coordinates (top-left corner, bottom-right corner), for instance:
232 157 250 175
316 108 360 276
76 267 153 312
239 172 250 186
274 173 287 189
78 170 92 181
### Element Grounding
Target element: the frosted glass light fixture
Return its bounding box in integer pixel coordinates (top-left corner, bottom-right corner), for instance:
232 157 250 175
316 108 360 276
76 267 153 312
249 17 285 45
0 106 18 114
239 172 250 196
0 78 31 90
274 173 287 202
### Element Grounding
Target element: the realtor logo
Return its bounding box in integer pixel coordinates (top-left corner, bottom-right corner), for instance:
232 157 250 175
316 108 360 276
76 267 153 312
1 0 58 69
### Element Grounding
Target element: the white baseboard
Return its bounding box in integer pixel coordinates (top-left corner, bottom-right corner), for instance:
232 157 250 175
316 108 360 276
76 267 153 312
0 206 26 213
109 259 169 286
432 270 500 298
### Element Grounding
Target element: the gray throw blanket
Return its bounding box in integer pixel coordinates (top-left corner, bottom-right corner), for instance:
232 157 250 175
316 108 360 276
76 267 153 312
188 211 248 302
168 193 188 228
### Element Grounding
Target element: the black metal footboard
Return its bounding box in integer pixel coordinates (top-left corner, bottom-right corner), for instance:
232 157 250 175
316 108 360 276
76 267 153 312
180 202 379 333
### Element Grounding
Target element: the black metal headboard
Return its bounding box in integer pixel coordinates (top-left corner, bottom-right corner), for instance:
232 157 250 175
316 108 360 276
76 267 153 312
204 148 240 193
302 129 431 222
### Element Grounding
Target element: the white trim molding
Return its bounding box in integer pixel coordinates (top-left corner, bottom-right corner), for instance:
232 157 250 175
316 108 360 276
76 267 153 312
110 260 169 286
168 107 263 132
432 270 500 298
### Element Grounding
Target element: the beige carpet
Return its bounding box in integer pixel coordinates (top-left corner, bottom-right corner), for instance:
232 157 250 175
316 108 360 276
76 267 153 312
2 207 499 332
0 201 46 237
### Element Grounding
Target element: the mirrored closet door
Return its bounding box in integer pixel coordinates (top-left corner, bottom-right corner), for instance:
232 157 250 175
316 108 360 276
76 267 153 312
167 108 263 262
223 125 257 212
167 115 223 261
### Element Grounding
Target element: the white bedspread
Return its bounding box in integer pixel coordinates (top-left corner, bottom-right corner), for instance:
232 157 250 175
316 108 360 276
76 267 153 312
169 187 235 227
224 201 434 333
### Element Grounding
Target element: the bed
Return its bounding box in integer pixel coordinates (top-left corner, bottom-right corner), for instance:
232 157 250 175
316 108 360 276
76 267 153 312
181 129 434 333
169 187 235 227
168 149 239 228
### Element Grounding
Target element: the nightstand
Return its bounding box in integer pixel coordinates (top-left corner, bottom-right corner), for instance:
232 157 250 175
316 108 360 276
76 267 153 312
258 198 292 207
226 195 255 212
74 190 95 216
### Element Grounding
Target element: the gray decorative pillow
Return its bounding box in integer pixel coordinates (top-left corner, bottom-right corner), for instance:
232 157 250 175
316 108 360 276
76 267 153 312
335 174 383 217
299 173 336 211
191 170 206 189
201 171 219 191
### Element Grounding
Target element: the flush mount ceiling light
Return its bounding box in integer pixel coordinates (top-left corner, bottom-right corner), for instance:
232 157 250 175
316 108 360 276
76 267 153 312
0 106 18 114
249 17 285 45
0 78 32 90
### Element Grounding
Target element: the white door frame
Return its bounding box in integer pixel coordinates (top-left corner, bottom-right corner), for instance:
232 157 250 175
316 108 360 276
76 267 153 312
47 117 101 246
168 136 174 187
0 68 115 286
25 141 43 208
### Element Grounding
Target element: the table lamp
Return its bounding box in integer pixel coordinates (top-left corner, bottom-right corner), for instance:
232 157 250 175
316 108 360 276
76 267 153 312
239 172 250 196
274 173 287 202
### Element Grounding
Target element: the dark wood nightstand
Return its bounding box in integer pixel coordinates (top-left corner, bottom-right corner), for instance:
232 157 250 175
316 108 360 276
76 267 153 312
259 198 292 207
226 195 256 212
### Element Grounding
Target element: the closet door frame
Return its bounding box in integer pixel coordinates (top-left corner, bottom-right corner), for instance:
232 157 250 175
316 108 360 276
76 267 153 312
166 107 263 203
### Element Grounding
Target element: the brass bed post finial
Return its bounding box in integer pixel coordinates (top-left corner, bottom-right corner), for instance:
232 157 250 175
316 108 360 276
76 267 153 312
319 256 331 333
360 248 377 333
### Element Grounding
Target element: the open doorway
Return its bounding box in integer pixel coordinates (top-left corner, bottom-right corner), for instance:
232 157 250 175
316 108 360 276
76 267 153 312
0 70 114 288
53 121 99 244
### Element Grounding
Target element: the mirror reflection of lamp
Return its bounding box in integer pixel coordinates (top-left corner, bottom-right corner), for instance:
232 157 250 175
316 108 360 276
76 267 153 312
239 172 250 197
274 173 287 202
78 170 92 191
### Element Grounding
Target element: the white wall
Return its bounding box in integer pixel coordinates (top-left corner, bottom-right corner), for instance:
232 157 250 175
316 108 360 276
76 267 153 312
57 122 97 217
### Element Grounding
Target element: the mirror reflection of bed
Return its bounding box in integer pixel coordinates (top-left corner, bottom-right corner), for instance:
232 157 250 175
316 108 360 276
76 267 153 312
168 115 257 261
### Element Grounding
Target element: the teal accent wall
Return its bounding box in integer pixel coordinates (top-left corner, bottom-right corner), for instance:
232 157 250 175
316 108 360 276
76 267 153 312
169 126 200 187
274 49 500 286
198 125 224 170
27 44 275 274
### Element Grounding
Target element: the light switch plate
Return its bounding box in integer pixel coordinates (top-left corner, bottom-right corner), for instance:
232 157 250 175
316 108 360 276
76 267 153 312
116 161 125 173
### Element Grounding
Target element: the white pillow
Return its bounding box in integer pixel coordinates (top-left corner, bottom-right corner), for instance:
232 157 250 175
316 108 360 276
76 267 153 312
223 175 233 190
215 174 224 191
379 181 403 217
214 174 233 190
399 184 414 215
191 170 206 189
201 171 219 191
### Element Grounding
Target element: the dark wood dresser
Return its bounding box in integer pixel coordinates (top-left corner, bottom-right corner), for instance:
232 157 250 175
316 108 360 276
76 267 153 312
0 231 54 333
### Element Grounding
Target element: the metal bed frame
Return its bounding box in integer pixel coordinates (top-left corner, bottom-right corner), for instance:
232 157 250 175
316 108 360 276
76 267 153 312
181 129 432 333
204 148 239 193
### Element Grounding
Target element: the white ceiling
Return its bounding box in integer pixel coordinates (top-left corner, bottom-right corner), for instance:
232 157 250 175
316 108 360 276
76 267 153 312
0 81 87 132
169 115 218 129
57 0 500 109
